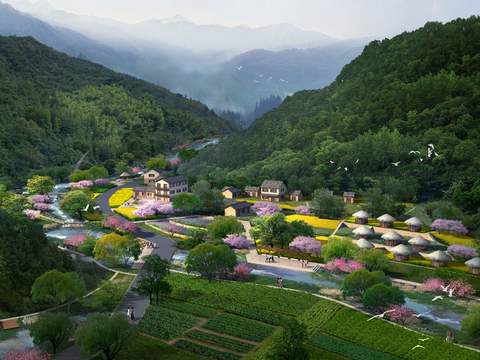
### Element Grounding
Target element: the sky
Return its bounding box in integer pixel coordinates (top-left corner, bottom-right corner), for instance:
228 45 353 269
17 0 480 39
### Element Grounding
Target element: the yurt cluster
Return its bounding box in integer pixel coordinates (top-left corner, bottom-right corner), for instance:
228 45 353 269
349 211 480 274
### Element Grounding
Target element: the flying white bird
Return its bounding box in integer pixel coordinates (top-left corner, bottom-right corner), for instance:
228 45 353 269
419 158 424 162
82 204 90 212
418 338 430 342
411 345 425 350
448 288 455 298
413 311 431 318
434 151 440 157
391 162 401 167
440 284 450 293
427 148 433 158
279 78 289 83
329 160 335 164
428 143 435 149
252 79 260 83
344 167 349 172
354 159 360 164
93 205 100 210
409 150 421 155
432 295 443 302
366 309 395 321
236 66 243 71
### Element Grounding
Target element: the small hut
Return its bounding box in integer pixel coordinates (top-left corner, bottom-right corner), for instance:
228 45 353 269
408 236 429 252
352 225 374 239
427 250 451 268
465 257 480 275
356 238 374 249
352 210 369 224
381 231 403 247
289 190 303 202
119 172 131 179
377 214 396 228
391 244 412 261
343 191 355 204
405 217 422 232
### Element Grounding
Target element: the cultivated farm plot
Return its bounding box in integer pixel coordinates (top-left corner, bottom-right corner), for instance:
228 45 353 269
139 297 269 359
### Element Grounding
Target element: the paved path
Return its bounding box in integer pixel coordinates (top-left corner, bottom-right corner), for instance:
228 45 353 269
96 183 176 260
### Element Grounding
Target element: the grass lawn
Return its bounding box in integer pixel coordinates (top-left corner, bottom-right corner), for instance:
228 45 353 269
431 231 478 247
115 334 207 360
109 188 133 208
286 214 341 230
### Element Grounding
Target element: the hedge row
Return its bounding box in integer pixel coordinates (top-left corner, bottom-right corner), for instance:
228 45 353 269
187 329 255 353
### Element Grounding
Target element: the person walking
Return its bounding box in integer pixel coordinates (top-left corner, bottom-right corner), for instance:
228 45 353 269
127 306 131 320
130 306 135 321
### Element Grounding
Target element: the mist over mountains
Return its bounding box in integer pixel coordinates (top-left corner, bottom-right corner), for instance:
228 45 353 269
1 0 366 120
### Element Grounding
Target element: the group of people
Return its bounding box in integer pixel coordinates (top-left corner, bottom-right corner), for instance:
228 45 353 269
146 241 157 249
126 306 136 321
276 277 284 288
299 259 310 268
265 255 276 263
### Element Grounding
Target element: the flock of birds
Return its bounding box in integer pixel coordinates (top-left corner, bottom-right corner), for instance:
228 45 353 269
328 143 441 173
366 276 459 352
234 65 289 84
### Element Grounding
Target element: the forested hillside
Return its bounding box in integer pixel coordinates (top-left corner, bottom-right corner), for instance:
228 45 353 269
0 36 232 186
185 17 480 203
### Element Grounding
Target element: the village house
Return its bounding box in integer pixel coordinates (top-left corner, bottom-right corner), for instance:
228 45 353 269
343 191 355 204
143 169 162 185
244 186 260 198
289 190 303 202
224 202 252 217
260 180 287 202
134 175 188 203
222 186 241 199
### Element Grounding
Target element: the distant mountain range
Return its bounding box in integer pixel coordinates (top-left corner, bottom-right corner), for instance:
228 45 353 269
0 0 366 119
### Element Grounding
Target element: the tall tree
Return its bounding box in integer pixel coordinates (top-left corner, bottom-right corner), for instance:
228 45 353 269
137 255 170 304
26 176 55 195
185 243 237 280
30 312 74 355
31 270 86 307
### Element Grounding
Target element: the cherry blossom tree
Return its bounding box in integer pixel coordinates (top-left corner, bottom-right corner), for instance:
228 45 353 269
385 305 415 325
24 209 41 220
233 263 252 281
4 349 50 360
33 203 52 211
295 205 311 215
134 202 174 218
421 278 445 293
131 167 141 174
65 234 87 247
252 202 281 216
224 234 250 249
448 280 475 297
94 178 110 186
447 245 478 259
119 222 137 234
324 258 364 273
289 236 321 254
431 219 468 235
103 216 122 229
31 195 50 203
71 180 94 189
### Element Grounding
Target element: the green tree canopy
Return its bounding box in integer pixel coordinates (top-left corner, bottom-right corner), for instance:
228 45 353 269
60 190 91 219
30 312 74 354
31 270 86 306
185 243 237 280
27 175 55 195
362 283 405 312
322 238 358 262
355 249 389 272
76 313 134 360
207 216 244 242
310 189 345 219
341 270 391 298
146 156 167 170
461 305 480 341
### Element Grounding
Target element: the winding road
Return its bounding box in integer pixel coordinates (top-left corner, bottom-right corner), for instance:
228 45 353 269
96 182 176 260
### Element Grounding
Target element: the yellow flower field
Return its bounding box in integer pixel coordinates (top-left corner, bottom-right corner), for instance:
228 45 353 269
114 207 138 220
286 215 340 230
109 188 133 208
431 231 477 247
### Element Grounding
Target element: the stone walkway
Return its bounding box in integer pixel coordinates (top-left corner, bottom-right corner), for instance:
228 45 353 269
246 249 317 272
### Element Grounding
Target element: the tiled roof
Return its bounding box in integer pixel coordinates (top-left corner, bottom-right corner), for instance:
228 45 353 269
261 180 285 189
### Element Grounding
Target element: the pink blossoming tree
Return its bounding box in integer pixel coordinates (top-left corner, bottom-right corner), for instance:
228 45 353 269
295 205 311 215
31 195 50 203
70 180 94 189
324 258 364 273
448 280 475 297
65 234 87 247
233 263 252 281
119 222 137 233
252 202 281 216
102 216 122 229
289 236 321 254
431 219 468 235
385 305 415 325
33 203 51 211
447 245 478 259
224 234 250 249
134 202 174 218
24 209 41 220
421 278 445 293
94 178 110 186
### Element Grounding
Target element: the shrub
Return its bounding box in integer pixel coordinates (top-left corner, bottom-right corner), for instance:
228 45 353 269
207 216 244 241
186 243 237 280
362 284 404 312
461 305 480 341
431 219 468 235
289 236 321 254
33 203 51 211
324 258 364 274
447 245 478 259
31 195 50 203
342 270 390 298
24 209 41 220
224 234 250 249
322 238 357 261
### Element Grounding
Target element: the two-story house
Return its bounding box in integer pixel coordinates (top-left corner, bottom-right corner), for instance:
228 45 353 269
155 175 189 203
260 180 287 202
143 169 162 185
134 175 189 203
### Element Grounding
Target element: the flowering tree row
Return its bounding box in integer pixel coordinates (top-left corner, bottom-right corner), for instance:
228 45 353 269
421 278 475 297
324 258 364 273
431 219 468 235
252 202 281 216
289 236 321 254
224 234 250 249
102 216 137 233
134 201 174 218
